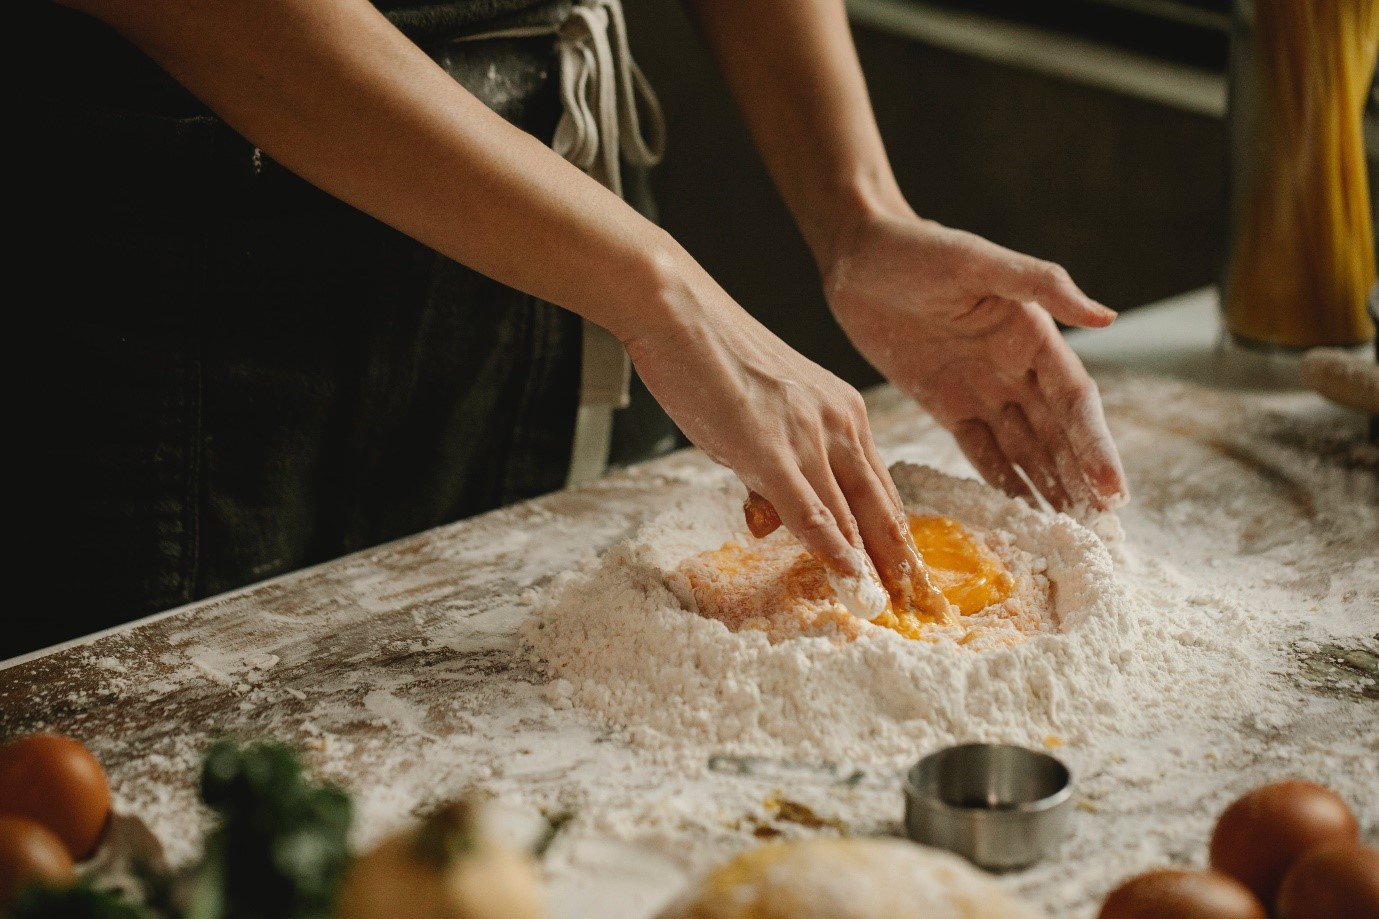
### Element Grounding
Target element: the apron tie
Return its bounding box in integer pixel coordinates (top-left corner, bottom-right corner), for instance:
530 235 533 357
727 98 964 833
459 0 666 486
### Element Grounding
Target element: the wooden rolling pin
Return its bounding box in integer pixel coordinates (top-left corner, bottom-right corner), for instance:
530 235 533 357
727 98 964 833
1299 347 1379 414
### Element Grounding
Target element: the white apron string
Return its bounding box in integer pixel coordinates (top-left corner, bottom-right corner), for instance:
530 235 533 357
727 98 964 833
457 0 666 486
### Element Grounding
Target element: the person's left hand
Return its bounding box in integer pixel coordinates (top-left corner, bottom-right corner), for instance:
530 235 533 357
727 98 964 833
821 206 1129 512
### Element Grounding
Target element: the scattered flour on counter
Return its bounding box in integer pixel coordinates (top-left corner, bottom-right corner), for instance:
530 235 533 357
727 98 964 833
15 376 1375 919
520 464 1264 766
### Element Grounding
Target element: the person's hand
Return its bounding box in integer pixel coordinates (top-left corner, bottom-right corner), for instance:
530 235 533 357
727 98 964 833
822 208 1128 512
623 263 929 600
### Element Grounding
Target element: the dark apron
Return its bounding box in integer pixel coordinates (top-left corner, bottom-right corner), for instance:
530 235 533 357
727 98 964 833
20 0 673 658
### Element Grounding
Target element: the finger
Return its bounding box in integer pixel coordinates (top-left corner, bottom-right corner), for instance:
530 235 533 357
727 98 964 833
836 433 955 620
831 437 916 593
856 415 907 518
1031 336 1130 506
949 418 1035 503
991 403 1073 511
750 464 861 576
799 443 905 618
798 452 863 551
990 255 1116 329
743 490 782 538
1019 385 1100 512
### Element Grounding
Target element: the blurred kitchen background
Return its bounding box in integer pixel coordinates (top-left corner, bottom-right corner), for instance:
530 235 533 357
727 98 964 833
625 0 1379 390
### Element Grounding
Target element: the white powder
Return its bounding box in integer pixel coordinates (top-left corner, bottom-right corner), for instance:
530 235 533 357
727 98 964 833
16 375 1376 919
520 463 1260 767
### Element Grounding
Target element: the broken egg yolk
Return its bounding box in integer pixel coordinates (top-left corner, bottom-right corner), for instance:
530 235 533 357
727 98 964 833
906 515 1015 616
678 515 1014 642
870 515 1015 639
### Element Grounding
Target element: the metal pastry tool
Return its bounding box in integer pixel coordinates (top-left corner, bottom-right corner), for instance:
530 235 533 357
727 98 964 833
903 743 1073 870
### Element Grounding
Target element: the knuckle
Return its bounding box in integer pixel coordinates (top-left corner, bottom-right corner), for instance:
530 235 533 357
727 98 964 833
796 501 836 534
855 413 876 443
1059 375 1096 411
824 382 866 416
759 443 796 471
1039 261 1071 287
820 400 852 432
842 386 867 415
771 378 810 417
848 432 878 463
742 451 794 493
886 512 910 542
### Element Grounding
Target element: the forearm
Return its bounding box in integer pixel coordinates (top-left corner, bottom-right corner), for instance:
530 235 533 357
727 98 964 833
684 0 908 267
66 0 695 343
57 0 952 581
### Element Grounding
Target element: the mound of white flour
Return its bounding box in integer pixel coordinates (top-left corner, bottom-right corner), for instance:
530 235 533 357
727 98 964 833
521 464 1241 765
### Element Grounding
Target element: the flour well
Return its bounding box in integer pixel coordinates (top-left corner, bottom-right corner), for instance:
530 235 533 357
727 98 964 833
521 463 1254 765
670 504 1044 646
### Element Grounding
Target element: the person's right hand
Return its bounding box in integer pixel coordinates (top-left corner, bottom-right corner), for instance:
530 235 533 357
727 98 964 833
623 266 923 600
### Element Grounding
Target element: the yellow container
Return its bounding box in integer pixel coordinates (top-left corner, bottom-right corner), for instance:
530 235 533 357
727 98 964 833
1223 0 1379 350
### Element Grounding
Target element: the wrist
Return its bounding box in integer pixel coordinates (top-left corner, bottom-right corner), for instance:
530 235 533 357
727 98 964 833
611 229 724 356
800 166 913 275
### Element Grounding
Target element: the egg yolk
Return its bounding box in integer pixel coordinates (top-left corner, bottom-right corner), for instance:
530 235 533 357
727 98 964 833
870 515 1014 639
909 515 1014 614
678 515 1014 642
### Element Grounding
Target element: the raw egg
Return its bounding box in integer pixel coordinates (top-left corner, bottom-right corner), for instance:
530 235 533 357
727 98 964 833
904 515 1015 615
0 733 111 860
1209 781 1358 906
1097 869 1266 919
681 513 1018 644
0 815 75 906
1276 843 1379 919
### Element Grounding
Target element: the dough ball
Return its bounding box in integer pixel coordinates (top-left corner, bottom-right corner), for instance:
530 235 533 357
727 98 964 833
657 837 1039 919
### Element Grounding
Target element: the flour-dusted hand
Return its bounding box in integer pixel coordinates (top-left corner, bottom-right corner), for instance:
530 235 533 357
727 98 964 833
623 259 925 599
822 209 1129 512
741 489 949 621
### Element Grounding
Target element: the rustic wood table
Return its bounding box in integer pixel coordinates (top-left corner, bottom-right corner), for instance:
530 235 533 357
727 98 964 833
5 289 1376 917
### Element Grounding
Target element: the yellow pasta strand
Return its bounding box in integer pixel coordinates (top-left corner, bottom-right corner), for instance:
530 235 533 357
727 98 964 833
1225 0 1379 348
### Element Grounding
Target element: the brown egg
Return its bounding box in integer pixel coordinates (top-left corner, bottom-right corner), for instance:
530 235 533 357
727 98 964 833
0 815 76 906
1098 869 1267 919
1276 843 1379 919
1209 781 1358 905
0 733 112 860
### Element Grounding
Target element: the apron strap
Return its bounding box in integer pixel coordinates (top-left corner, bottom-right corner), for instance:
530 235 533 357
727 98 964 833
458 0 666 486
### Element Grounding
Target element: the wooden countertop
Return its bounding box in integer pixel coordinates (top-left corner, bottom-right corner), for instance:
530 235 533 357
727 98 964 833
4 288 1376 917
